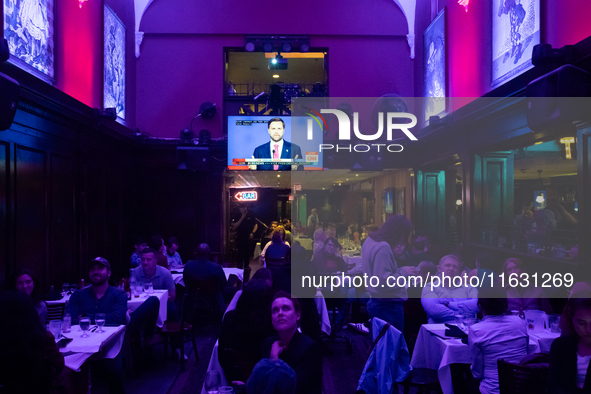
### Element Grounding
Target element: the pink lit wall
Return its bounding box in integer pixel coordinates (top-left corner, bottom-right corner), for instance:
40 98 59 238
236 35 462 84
53 0 136 128
136 0 414 138
419 0 591 109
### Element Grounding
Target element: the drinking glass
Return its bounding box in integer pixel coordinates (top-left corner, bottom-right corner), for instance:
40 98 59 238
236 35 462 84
95 313 106 333
134 285 142 298
549 314 561 333
62 283 70 297
148 282 154 294
205 371 221 394
80 317 91 338
219 387 233 393
49 320 62 340
454 313 465 329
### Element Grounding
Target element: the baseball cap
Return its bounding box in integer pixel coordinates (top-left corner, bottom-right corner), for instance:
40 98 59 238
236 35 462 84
90 257 111 271
246 358 296 394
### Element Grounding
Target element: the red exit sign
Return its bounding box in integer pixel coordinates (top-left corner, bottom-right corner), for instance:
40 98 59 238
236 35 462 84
235 191 257 201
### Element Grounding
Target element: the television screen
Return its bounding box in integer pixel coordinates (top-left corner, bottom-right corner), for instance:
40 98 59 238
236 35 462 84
227 115 323 171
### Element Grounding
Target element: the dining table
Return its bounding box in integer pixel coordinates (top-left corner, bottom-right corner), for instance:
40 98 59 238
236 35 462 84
128 289 168 327
59 324 126 372
410 323 560 394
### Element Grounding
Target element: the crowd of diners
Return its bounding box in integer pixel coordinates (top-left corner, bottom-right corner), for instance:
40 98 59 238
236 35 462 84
1 214 590 394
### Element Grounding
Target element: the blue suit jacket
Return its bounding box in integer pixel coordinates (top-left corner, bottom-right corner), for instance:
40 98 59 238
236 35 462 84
252 140 303 170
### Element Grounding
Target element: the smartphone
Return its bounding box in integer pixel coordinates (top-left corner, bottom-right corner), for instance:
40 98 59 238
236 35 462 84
57 337 73 348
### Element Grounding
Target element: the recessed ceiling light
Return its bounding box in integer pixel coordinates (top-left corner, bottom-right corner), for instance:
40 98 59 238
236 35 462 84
273 74 280 78
356 174 359 177
277 174 280 178
346 179 349 181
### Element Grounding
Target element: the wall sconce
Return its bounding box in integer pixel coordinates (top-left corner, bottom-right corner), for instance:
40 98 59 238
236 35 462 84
458 0 469 12
456 199 462 206
536 193 545 203
560 137 575 159
79 0 88 8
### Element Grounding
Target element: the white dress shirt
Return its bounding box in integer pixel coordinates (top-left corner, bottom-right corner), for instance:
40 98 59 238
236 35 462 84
468 315 528 394
421 282 479 323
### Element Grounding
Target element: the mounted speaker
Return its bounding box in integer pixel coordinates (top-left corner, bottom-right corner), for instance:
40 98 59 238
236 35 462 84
177 146 209 171
526 65 591 132
0 72 20 131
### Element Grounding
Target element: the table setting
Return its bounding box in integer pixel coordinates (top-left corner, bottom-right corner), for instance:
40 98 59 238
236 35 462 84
411 312 561 394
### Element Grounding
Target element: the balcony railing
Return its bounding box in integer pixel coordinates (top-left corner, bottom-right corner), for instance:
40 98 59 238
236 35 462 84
478 224 578 261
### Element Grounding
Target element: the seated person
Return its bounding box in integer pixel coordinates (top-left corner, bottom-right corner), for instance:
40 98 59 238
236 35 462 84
165 236 183 269
10 268 47 323
148 234 169 269
184 243 227 313
219 279 275 383
469 287 529 394
246 358 297 394
502 257 553 314
225 268 273 315
261 226 290 266
262 292 323 394
0 292 64 394
467 252 500 289
69 257 130 393
130 236 147 269
549 294 591 393
421 255 478 323
312 237 351 274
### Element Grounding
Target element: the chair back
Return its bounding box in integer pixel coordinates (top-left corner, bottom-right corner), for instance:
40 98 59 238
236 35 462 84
265 256 288 266
45 303 65 324
497 358 549 394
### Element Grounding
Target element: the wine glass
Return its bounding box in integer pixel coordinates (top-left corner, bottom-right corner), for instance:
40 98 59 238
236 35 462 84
95 313 106 333
204 371 220 394
80 317 91 338
62 283 70 297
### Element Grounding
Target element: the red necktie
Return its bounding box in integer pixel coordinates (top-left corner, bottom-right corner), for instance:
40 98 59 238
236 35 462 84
273 144 279 170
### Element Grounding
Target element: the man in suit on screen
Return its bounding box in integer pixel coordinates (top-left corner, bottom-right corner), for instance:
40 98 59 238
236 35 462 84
251 117 302 170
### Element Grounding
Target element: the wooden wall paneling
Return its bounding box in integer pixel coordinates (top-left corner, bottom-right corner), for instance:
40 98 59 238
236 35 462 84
577 125 591 264
14 145 48 286
416 170 445 244
83 163 107 265
474 152 514 230
0 142 9 287
50 153 77 287
105 165 124 278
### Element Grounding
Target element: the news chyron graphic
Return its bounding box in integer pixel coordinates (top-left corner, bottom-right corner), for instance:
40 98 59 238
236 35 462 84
227 115 323 171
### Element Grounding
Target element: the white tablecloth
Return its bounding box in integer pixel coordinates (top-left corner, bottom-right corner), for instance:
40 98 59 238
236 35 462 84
223 268 244 282
315 290 332 336
294 237 313 250
128 290 168 327
410 324 560 394
201 340 228 394
60 325 126 371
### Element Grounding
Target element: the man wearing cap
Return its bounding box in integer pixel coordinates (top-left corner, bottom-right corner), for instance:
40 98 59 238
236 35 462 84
69 257 127 325
69 257 128 394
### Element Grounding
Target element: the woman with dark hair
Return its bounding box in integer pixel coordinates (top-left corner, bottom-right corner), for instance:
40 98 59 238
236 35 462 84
0 291 64 394
261 291 323 394
549 295 591 393
468 287 528 394
219 279 276 383
361 214 416 332
11 268 47 323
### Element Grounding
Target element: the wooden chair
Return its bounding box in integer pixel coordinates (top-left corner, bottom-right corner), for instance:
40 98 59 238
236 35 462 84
402 368 443 394
497 358 549 394
184 277 224 336
45 302 65 324
160 294 198 372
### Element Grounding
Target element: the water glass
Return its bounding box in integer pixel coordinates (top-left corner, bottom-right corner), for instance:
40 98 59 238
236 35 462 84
549 314 561 333
95 313 106 333
49 320 62 340
80 317 91 338
144 282 153 295
63 315 71 333
454 313 465 328
205 371 220 394
134 285 142 298
62 283 70 296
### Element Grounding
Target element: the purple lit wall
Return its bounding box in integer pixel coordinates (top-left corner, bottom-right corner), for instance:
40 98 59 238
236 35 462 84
136 0 414 138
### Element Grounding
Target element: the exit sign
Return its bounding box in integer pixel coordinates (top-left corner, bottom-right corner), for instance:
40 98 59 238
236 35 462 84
235 191 257 201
